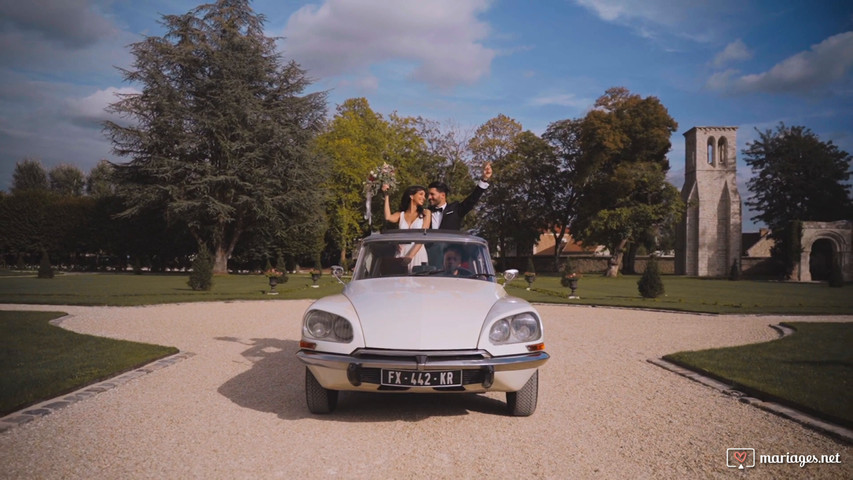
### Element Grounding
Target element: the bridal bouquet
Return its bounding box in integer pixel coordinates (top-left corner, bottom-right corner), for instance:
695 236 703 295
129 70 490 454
364 162 397 196
363 162 397 222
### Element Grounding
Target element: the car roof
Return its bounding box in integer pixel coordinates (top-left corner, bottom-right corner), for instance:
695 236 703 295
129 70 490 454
361 229 488 246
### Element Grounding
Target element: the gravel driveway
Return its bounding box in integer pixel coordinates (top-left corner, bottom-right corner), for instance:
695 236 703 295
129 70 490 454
0 301 850 479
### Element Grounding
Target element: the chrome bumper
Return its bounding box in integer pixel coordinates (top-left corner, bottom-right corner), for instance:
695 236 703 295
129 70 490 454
298 349 548 390
297 349 548 372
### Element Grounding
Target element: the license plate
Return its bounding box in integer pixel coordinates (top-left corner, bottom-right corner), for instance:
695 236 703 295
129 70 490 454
381 369 462 387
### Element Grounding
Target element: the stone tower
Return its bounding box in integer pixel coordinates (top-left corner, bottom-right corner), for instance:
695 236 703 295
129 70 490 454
676 127 742 276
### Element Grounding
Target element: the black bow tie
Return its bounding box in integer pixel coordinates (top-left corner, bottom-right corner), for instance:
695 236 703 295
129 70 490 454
432 206 444 212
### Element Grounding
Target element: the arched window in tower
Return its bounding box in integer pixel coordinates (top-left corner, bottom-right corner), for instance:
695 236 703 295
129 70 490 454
707 137 715 165
718 137 728 165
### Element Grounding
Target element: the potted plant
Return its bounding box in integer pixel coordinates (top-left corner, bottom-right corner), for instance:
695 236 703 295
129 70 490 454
560 258 581 298
264 260 283 295
523 257 536 290
563 272 581 298
310 257 323 288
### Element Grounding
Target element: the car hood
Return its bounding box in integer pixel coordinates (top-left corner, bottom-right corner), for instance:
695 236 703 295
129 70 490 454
344 277 505 350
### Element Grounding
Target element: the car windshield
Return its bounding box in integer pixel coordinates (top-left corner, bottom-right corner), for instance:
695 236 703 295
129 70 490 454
352 240 495 281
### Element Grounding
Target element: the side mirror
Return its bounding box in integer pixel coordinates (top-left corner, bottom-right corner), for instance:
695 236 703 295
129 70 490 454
503 269 519 283
331 265 346 285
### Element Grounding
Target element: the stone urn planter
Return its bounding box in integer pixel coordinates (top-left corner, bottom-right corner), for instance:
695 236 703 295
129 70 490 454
561 274 581 299
310 270 322 288
523 272 536 290
264 268 285 295
267 276 279 295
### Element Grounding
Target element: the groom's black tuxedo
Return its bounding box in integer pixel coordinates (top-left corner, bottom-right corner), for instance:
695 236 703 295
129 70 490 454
432 185 486 230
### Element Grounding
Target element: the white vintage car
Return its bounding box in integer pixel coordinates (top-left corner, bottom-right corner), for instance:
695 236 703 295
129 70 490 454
296 230 549 416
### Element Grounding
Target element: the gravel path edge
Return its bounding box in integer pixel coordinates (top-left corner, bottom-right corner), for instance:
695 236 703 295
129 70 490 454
648 348 853 445
0 351 195 433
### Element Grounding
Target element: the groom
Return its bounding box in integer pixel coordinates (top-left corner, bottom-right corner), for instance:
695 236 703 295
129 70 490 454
427 162 492 230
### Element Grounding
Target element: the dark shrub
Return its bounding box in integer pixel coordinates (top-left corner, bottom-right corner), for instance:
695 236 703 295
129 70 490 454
829 259 844 288
132 256 143 275
188 245 213 291
37 250 54 279
638 255 664 298
729 260 741 281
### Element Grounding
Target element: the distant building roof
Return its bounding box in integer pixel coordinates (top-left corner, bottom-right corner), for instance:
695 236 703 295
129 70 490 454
533 230 605 256
743 228 774 257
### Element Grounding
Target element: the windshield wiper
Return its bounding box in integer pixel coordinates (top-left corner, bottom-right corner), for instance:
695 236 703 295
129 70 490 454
468 273 495 279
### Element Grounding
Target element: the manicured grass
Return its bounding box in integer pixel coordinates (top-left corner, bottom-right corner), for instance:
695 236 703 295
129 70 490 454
664 322 853 428
0 310 178 416
0 272 342 306
506 274 853 315
0 271 850 314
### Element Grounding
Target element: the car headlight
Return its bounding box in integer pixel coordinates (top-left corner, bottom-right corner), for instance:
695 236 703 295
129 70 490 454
489 319 511 343
511 313 539 342
304 310 354 343
489 313 542 345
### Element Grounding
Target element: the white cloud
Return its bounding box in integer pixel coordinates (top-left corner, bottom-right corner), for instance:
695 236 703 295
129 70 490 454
575 0 676 25
706 31 853 94
529 93 592 110
281 0 496 90
713 39 752 67
66 86 139 123
572 0 735 43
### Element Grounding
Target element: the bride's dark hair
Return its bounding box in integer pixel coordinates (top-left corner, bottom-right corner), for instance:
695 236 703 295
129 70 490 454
399 185 426 217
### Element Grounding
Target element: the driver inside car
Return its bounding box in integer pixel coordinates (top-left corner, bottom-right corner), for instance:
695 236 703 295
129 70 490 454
442 244 470 276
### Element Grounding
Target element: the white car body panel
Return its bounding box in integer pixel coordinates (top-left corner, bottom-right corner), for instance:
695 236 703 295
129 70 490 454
343 277 502 350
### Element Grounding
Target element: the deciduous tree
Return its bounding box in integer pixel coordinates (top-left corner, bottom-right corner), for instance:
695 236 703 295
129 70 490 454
744 123 852 276
572 87 682 277
11 158 48 193
86 160 117 198
315 98 428 264
49 164 85 196
469 114 522 258
541 118 587 270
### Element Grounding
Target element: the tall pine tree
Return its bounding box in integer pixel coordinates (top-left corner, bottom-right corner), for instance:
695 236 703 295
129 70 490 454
105 0 328 274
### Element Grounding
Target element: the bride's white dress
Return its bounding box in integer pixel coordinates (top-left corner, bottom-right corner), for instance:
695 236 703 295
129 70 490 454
398 213 428 269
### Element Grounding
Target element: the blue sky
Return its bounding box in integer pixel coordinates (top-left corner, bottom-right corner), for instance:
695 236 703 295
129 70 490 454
1 0 852 230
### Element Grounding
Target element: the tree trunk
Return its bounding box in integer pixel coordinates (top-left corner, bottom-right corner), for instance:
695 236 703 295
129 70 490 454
214 247 229 274
622 242 638 275
552 231 565 271
208 218 244 275
605 238 628 277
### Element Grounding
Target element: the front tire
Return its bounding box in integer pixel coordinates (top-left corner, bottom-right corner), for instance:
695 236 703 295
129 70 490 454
506 370 538 416
305 367 338 414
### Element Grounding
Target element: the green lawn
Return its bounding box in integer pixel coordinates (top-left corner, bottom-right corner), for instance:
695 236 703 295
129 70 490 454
506 274 853 315
0 271 342 306
0 271 850 314
664 322 853 428
0 310 178 416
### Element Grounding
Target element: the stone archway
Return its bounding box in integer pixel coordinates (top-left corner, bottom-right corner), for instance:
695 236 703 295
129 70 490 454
796 220 853 282
809 239 834 281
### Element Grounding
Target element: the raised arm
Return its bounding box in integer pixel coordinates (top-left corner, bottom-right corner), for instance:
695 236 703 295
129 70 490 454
383 185 401 223
457 162 491 217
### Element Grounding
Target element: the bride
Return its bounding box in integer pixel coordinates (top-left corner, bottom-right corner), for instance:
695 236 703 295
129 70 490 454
383 184 431 269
